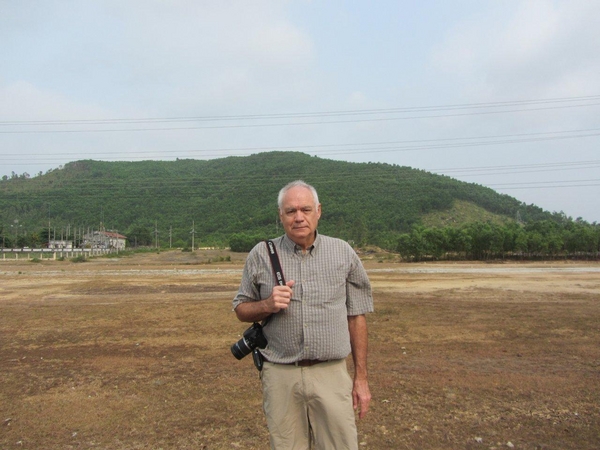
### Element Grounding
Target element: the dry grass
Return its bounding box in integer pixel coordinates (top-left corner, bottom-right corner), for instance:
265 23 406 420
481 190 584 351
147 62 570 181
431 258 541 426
1 251 599 449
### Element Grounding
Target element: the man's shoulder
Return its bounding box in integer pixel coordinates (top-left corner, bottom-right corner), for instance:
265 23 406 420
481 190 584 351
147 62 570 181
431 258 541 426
316 234 358 256
317 233 352 248
248 236 286 256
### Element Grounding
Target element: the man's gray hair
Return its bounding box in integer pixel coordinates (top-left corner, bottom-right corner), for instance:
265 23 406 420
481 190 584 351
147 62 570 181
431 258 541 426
278 180 320 210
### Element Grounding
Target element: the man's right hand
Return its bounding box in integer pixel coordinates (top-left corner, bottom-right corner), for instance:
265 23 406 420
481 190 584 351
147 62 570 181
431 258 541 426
234 280 295 323
266 280 295 313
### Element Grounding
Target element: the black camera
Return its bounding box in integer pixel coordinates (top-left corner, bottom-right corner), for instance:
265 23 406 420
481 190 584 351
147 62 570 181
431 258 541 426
231 322 268 360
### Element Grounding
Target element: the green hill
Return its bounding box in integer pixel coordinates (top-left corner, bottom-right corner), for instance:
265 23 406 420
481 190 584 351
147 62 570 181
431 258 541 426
421 199 514 228
0 152 574 251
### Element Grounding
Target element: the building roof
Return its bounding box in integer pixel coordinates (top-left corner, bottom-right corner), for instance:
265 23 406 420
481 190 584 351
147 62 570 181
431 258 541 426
94 231 127 239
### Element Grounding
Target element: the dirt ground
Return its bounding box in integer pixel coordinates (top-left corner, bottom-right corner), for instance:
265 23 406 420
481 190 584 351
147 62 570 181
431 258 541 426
1 250 599 450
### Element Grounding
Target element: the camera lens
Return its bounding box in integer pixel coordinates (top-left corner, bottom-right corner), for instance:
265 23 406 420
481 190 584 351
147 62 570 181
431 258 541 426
231 337 253 360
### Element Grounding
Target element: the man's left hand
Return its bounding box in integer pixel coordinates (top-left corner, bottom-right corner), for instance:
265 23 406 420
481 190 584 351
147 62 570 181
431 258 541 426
352 378 371 419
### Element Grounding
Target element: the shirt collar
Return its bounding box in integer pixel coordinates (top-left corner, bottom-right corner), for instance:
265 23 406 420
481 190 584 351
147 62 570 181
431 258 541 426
282 231 320 255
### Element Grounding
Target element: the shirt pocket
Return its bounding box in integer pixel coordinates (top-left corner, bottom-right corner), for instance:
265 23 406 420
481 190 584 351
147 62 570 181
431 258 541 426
309 261 349 303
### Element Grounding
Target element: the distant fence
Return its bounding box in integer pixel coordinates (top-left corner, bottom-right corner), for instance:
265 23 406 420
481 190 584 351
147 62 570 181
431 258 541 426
1 248 117 260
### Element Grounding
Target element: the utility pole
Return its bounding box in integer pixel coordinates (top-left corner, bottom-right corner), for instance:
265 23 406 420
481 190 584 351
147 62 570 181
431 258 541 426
13 219 19 246
190 221 195 251
154 221 159 249
169 226 172 249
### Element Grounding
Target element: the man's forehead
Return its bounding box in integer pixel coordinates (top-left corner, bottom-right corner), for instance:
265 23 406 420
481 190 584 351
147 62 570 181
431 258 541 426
282 187 315 205
282 201 316 209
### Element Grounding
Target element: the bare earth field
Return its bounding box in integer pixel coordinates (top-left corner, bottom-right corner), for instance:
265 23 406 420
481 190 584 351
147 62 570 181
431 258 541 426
1 250 599 449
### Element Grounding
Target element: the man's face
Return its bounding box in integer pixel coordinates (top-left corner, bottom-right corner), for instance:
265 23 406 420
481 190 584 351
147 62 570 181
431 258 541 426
279 186 321 247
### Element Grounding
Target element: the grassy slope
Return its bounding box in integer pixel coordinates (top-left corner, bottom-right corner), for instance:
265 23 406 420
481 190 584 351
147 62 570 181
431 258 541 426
0 152 553 246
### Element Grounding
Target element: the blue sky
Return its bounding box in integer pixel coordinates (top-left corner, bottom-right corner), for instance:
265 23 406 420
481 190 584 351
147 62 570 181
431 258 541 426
1 0 599 222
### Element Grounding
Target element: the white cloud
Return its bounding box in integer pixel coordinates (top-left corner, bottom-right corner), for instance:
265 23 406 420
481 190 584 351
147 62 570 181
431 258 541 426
1 1 599 221
95 2 318 111
432 0 600 100
0 1 319 116
0 81 110 120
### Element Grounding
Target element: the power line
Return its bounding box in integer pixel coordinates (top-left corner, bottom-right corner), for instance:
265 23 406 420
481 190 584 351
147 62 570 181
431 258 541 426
2 156 599 188
2 94 599 126
1 96 599 134
2 127 600 161
1 166 598 197
488 177 600 186
431 160 600 178
492 182 600 190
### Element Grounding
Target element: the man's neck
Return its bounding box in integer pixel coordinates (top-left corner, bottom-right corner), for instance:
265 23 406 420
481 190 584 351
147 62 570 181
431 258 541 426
288 232 316 252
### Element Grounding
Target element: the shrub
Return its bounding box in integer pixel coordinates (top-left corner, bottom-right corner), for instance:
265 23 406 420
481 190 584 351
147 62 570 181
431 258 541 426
229 233 266 252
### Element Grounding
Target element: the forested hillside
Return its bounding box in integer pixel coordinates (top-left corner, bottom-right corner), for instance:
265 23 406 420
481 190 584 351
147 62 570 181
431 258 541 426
1 152 597 258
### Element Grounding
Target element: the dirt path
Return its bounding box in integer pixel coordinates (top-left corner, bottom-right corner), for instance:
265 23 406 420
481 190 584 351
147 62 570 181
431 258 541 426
1 252 599 449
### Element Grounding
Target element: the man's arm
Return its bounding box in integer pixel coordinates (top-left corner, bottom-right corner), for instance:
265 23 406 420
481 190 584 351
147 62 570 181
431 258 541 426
348 314 371 419
234 280 295 323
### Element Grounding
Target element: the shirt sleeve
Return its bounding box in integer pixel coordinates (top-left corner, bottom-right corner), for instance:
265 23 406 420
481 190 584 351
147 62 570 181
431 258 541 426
346 249 374 316
232 246 262 310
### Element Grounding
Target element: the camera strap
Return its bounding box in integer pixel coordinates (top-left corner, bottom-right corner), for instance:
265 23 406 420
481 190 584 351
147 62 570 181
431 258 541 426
265 239 286 286
249 240 285 371
238 240 285 373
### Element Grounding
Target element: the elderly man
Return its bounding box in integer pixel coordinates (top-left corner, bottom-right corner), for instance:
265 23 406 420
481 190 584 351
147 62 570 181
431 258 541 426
232 180 374 449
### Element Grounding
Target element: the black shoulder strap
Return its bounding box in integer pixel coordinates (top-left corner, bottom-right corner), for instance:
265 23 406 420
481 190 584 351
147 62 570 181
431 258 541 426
265 240 286 286
260 240 286 329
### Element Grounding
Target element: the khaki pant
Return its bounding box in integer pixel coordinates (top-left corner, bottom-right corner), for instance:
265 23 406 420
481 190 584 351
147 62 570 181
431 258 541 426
260 359 358 450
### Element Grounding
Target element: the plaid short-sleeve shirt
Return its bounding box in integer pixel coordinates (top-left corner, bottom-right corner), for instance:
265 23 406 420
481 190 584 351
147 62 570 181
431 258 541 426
232 233 374 363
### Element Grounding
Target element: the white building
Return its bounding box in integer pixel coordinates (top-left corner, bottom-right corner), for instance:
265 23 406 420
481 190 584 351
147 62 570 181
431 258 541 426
83 231 127 250
48 239 74 250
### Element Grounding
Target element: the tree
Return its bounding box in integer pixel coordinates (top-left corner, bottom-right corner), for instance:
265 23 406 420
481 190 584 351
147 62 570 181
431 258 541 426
446 227 472 259
350 217 368 247
514 229 528 257
229 233 265 252
2 236 13 248
396 226 430 261
489 224 506 258
546 231 564 258
396 233 414 261
422 227 447 260
527 231 547 256
0 226 8 248
126 225 153 247
16 234 28 248
28 232 43 248
465 222 493 260
40 228 51 245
